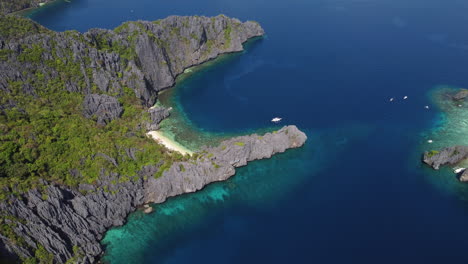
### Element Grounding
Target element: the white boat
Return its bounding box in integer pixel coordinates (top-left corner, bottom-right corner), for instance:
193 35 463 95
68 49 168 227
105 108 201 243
454 167 466 174
271 117 282 123
403 96 408 99
427 140 433 143
425 105 429 109
389 98 394 102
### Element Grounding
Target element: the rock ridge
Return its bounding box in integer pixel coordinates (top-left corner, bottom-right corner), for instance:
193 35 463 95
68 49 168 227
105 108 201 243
0 126 307 263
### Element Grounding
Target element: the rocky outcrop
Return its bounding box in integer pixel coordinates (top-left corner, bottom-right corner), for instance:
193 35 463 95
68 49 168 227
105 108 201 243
0 126 307 263
145 107 171 130
452 89 468 101
82 94 123 125
423 146 468 170
145 126 307 203
0 14 272 264
0 15 264 107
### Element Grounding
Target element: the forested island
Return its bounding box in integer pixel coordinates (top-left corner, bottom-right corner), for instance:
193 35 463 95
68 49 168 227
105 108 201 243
0 14 307 263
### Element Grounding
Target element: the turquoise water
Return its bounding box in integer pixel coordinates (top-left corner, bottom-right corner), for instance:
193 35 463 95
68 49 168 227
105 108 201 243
27 0 468 263
415 87 468 199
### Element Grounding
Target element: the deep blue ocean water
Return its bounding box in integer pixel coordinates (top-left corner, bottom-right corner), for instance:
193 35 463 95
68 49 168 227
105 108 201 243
27 0 468 263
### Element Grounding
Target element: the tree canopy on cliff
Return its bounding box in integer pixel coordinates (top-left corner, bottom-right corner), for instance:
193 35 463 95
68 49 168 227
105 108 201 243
0 16 183 198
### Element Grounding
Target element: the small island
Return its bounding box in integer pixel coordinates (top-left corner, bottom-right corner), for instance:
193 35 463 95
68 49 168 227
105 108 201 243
0 14 307 263
422 88 468 181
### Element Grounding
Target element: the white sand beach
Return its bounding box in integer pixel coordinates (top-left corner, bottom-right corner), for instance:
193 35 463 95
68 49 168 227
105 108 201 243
147 131 193 155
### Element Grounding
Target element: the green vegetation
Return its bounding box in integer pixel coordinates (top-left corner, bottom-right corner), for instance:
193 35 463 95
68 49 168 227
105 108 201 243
65 246 84 264
18 44 45 63
190 33 199 41
90 28 137 63
0 80 178 195
0 49 12 61
0 14 248 261
234 142 245 147
427 150 439 158
179 164 186 172
35 244 54 264
170 27 180 37
0 17 186 199
211 161 220 169
201 39 215 57
0 16 49 39
223 24 232 48
0 215 27 248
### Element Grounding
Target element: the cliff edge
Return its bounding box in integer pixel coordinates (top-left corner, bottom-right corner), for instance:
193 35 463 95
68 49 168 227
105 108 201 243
0 15 309 264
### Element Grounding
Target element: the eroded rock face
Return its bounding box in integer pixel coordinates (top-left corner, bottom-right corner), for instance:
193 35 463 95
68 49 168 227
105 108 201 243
145 126 307 203
0 126 306 263
1 15 264 107
82 94 123 125
145 107 171 130
423 146 468 170
0 15 272 263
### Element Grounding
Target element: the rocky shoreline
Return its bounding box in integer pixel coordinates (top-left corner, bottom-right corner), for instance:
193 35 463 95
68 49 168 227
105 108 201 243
422 88 468 181
0 15 309 264
1 126 307 263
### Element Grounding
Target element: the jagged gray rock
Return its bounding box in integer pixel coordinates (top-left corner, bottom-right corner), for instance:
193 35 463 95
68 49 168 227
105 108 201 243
146 126 307 203
423 146 468 170
0 126 306 263
82 94 123 125
1 15 264 107
0 14 282 264
145 107 171 130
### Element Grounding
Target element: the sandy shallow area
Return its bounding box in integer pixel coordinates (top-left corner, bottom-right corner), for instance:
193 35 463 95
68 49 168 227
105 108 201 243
147 130 193 155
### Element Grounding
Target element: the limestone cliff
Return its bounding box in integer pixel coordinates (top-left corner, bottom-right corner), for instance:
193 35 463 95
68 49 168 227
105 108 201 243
0 126 306 263
0 15 264 107
0 15 309 264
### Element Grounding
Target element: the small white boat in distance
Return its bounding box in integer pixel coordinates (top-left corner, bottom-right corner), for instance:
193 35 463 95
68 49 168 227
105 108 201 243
425 105 429 109
454 167 466 174
389 98 394 102
271 117 282 123
403 96 408 100
427 140 433 143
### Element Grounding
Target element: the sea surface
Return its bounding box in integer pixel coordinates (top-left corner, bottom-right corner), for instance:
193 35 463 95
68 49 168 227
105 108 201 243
28 0 468 263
